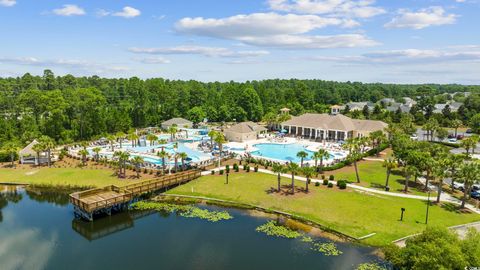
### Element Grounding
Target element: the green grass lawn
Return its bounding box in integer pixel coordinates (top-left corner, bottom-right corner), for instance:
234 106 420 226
331 160 431 196
0 167 139 187
167 172 479 246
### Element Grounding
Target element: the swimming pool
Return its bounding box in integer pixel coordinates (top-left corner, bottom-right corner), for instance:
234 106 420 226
90 141 211 166
250 143 335 163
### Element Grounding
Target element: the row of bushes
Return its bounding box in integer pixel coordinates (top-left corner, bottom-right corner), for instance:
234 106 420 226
211 163 260 175
314 179 347 189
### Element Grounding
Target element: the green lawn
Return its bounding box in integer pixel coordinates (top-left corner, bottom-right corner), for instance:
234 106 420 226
332 161 431 196
167 172 480 246
0 167 139 188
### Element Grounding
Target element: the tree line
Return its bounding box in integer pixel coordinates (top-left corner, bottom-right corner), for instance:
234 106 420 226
1 70 480 149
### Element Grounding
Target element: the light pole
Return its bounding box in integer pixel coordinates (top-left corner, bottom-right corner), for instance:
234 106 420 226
225 172 229 184
425 191 431 224
400 208 405 221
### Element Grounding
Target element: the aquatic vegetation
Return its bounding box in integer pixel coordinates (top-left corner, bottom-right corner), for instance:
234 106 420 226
355 262 387 270
255 221 302 239
255 220 342 256
311 242 343 256
131 201 233 222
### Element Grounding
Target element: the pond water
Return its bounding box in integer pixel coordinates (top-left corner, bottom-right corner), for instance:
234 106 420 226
0 185 382 270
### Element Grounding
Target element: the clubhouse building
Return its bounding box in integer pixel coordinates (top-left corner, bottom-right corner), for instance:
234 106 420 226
281 113 387 141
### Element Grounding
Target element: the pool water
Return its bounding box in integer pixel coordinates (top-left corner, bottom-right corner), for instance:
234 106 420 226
250 143 334 163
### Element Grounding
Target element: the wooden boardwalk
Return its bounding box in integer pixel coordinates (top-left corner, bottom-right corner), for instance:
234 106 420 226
69 170 201 221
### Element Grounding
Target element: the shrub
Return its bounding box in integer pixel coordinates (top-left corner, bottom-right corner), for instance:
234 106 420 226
233 163 238 170
226 165 230 173
329 175 334 181
211 170 215 175
315 182 320 187
219 169 224 175
337 180 347 189
243 164 247 171
327 183 333 188
323 179 329 185
254 166 259 172
235 167 239 172
321 174 325 180
246 166 250 172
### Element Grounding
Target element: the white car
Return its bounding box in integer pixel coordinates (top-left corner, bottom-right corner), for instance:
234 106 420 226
453 182 464 191
410 134 418 140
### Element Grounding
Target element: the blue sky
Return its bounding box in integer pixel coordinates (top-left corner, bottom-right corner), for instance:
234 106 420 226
0 0 479 84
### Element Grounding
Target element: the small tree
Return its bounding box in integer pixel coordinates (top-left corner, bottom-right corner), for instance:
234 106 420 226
287 162 299 194
92 147 101 162
296 151 308 167
272 163 286 192
301 167 316 192
131 156 144 178
382 158 398 191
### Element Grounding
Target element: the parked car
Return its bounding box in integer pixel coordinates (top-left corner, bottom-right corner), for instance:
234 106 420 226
454 182 464 191
410 134 418 140
466 129 473 134
448 134 456 139
471 190 480 199
457 135 464 140
448 138 458 143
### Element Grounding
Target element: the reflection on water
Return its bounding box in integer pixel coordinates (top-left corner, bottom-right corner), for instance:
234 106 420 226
0 185 382 270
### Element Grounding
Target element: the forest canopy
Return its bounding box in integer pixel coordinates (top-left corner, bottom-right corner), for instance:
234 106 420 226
0 70 479 145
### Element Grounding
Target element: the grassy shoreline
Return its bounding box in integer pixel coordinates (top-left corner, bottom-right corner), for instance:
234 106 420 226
166 172 480 247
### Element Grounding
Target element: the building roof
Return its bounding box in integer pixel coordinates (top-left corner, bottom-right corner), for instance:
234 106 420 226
161 117 192 126
280 107 290 112
282 113 387 132
19 139 39 156
225 121 267 134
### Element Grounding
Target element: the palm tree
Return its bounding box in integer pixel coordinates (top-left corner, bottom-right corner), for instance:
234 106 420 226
32 143 44 166
404 165 418 193
302 166 316 193
157 150 169 173
2 142 18 168
146 133 158 146
107 134 116 151
296 151 308 167
369 130 386 156
92 147 101 162
382 158 398 191
272 163 286 192
314 149 330 173
434 158 448 203
459 161 480 208
39 135 55 167
214 133 227 165
471 135 480 154
286 162 299 194
131 156 144 178
451 119 462 137
447 154 463 192
178 152 188 171
78 149 89 166
168 125 178 141
116 131 125 148
461 138 475 157
157 138 168 151
343 138 361 183
113 151 130 178
208 130 217 148
127 132 139 147
113 151 123 176
173 153 180 172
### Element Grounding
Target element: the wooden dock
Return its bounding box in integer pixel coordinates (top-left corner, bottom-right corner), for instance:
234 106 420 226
69 170 201 221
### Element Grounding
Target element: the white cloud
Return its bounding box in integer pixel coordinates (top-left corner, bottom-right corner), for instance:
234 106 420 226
0 56 130 74
0 0 16 7
134 57 171 64
129 45 270 58
268 0 386 18
96 9 110 17
52 4 86 16
113 6 141 18
175 12 377 49
385 6 457 29
306 47 480 64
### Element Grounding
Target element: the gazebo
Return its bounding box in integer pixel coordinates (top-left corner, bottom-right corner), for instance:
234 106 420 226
19 140 48 165
280 107 290 115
